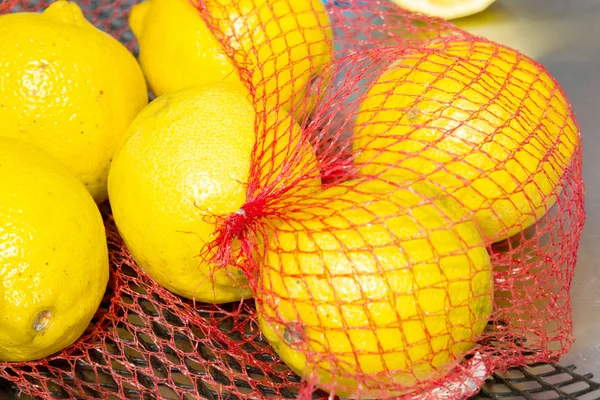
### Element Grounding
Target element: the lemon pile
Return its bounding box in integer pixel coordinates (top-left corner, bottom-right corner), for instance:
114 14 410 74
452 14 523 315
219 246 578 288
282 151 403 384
0 0 140 362
0 1 579 399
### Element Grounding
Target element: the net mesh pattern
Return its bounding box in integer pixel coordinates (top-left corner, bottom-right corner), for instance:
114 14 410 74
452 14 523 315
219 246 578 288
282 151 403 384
0 0 586 398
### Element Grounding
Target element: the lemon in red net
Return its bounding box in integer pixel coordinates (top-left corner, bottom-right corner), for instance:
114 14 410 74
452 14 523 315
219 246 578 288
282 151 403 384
389 0 496 20
353 41 579 243
107 83 321 303
0 137 108 362
256 177 493 398
128 0 332 121
0 1 148 204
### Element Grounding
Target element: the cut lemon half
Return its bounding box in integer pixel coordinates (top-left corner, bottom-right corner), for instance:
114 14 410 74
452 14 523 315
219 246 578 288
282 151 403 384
390 0 497 20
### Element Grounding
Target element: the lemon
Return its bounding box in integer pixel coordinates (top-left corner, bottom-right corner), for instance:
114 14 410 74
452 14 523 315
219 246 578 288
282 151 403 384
129 0 332 121
390 0 497 20
0 1 148 204
0 137 109 362
353 41 579 243
108 83 321 303
128 0 244 96
256 177 493 398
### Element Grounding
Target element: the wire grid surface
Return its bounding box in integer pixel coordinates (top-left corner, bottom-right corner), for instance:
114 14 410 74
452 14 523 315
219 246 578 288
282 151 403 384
2 361 600 399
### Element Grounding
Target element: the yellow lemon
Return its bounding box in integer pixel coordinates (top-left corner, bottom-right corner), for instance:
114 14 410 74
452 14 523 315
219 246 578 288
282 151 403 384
0 1 148 204
257 177 493 398
0 137 109 362
107 83 321 303
353 41 579 243
128 0 244 96
390 0 497 20
129 0 332 121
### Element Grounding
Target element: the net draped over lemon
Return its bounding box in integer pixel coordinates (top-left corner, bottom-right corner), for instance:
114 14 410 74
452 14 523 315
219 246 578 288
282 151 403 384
389 0 497 20
108 83 321 304
256 177 493 398
353 41 579 242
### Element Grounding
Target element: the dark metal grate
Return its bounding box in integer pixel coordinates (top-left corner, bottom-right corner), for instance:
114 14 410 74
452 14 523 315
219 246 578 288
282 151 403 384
2 362 599 399
474 363 600 400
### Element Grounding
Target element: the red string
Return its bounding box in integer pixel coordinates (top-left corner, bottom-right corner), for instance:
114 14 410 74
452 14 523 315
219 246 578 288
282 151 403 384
202 196 268 278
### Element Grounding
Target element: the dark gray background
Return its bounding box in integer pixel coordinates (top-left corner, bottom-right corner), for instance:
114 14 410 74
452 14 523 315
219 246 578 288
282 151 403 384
454 0 600 380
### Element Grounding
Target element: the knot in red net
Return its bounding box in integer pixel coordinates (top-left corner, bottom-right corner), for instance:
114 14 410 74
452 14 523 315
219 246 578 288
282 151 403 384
202 195 268 279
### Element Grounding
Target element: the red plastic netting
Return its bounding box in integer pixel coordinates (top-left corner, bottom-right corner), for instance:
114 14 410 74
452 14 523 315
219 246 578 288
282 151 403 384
0 0 586 399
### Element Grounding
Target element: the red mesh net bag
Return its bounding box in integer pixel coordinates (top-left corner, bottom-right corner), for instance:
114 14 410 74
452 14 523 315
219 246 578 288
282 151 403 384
0 0 586 399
